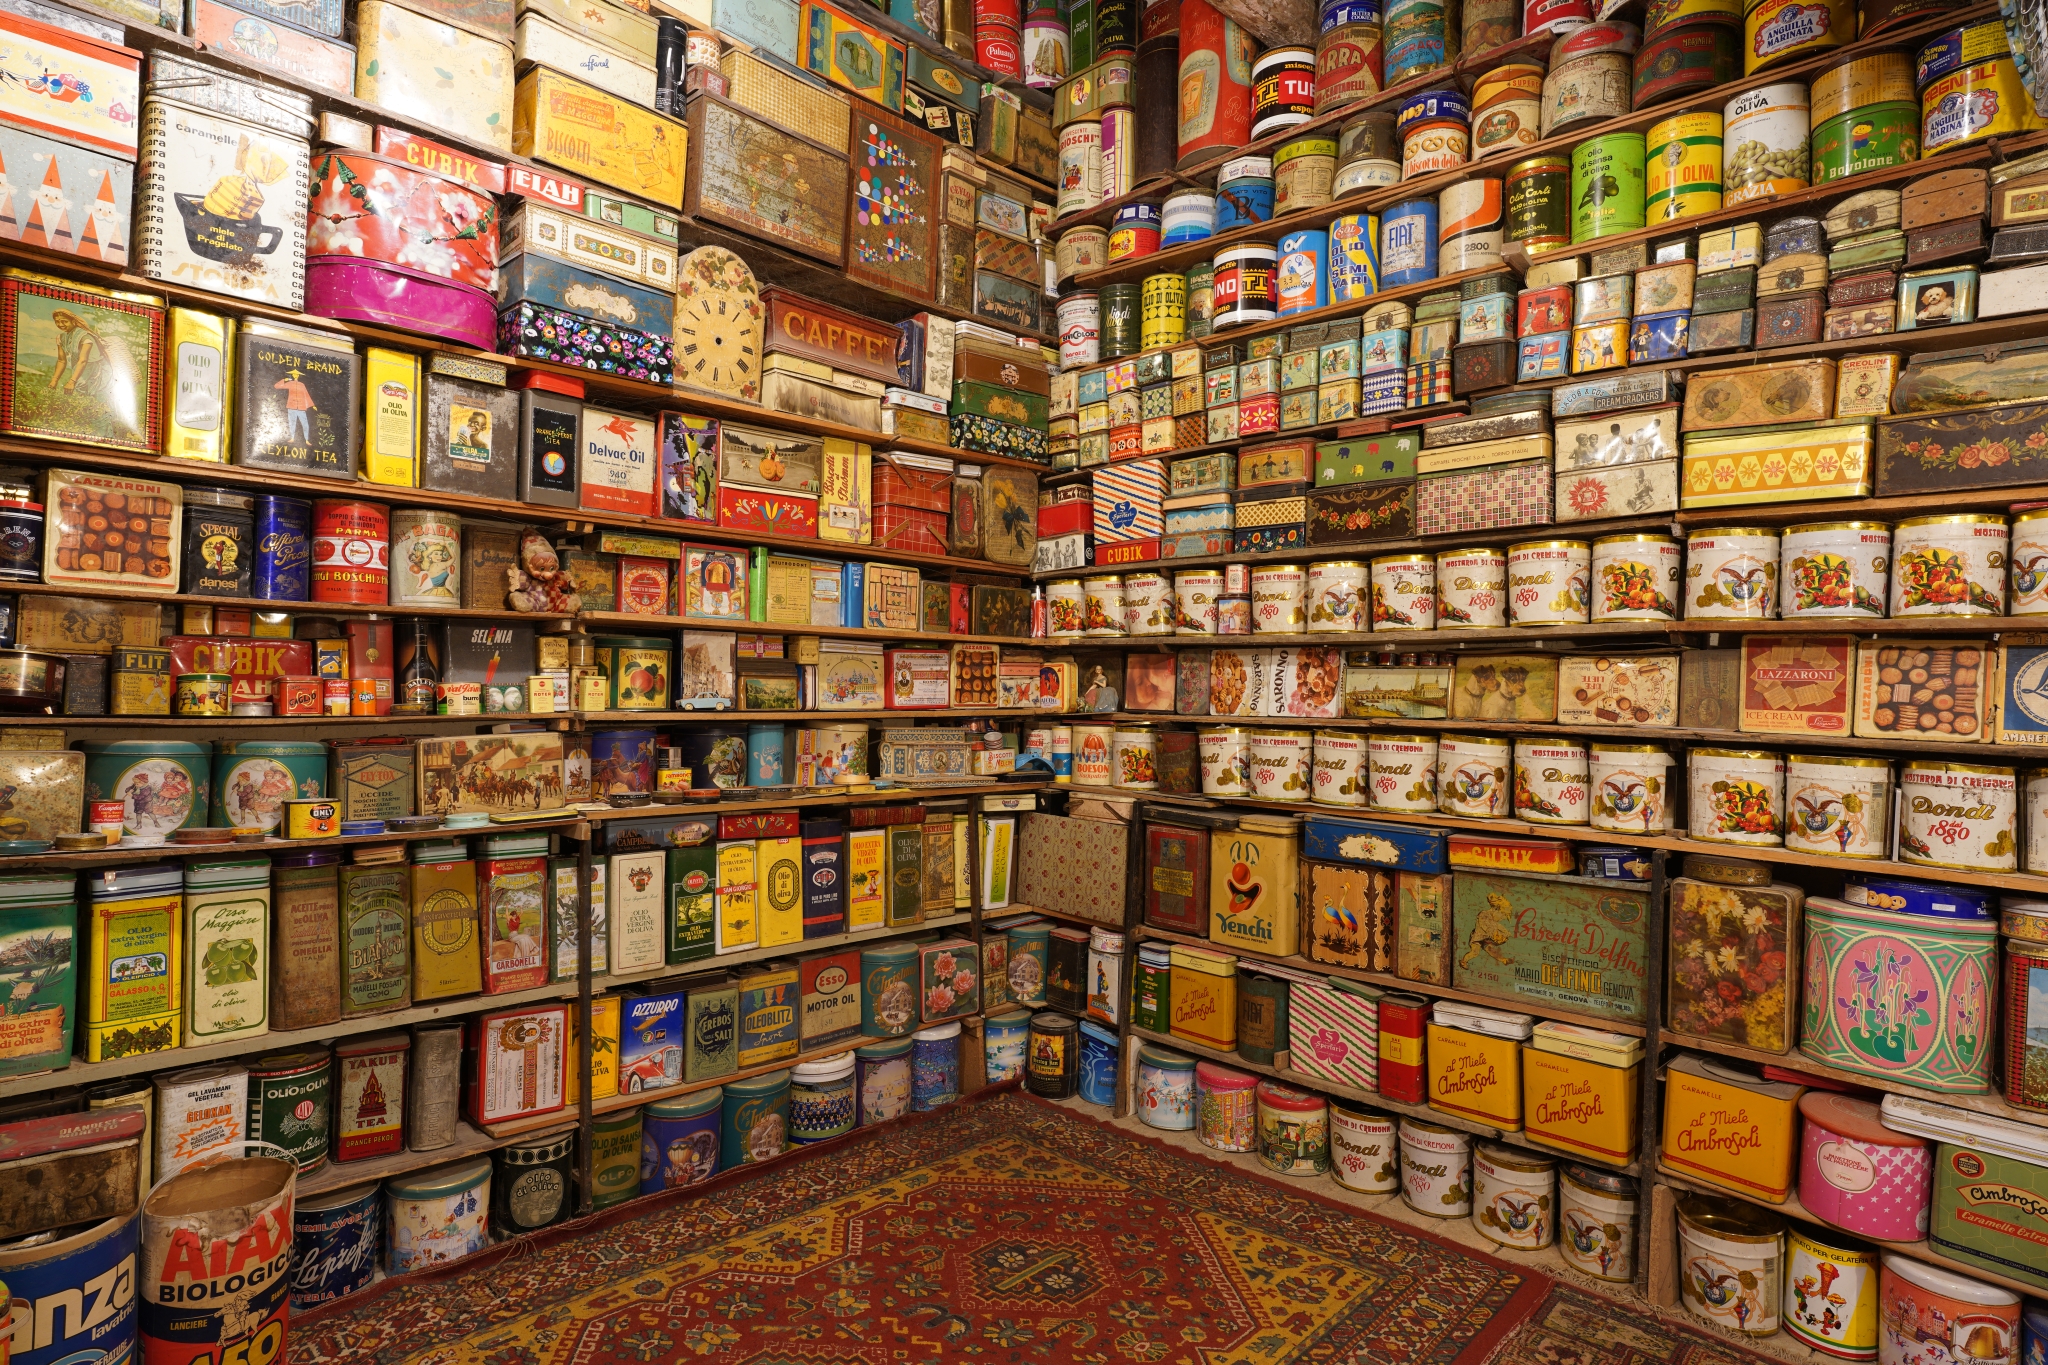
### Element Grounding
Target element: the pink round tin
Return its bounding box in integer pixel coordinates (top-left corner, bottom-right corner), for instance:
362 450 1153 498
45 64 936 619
1797 1092 1931 1242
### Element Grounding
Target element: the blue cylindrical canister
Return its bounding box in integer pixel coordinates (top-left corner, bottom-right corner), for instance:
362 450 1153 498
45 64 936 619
0 1214 140 1365
640 1086 722 1193
252 494 313 601
985 1006 1032 1082
855 1036 913 1124
1215 154 1275 230
1384 0 1452 83
290 1184 380 1310
1275 228 1329 315
1162 187 1218 244
1380 198 1439 287
1329 213 1380 298
722 1068 790 1167
211 740 324 831
591 728 657 795
912 1020 962 1110
1322 0 1380 25
1396 86 1470 137
1079 1019 1120 1104
747 721 785 787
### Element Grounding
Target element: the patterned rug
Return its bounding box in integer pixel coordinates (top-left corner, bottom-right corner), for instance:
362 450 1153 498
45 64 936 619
291 1089 1550 1365
1484 1285 1780 1365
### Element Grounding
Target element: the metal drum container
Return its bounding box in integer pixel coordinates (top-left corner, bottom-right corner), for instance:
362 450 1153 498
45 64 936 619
1330 1098 1400 1191
1474 1143 1557 1249
1436 546 1509 627
1507 538 1591 625
1368 553 1434 630
290 1184 380 1309
1783 753 1890 859
1676 1195 1784 1337
1380 198 1438 287
1890 513 2007 617
1508 153 1571 254
490 1126 576 1238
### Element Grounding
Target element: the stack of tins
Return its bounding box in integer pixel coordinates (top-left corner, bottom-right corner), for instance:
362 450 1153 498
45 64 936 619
1811 49 1919 185
1383 0 1455 85
1177 0 1257 168
1335 111 1401 194
1918 19 2046 158
976 0 1025 76
1633 0 1739 110
1317 0 1385 113
1136 0 1181 181
1398 88 1470 181
1471 63 1544 160
1542 22 1638 138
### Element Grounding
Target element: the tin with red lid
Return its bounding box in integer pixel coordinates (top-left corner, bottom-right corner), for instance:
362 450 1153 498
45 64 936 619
311 499 390 605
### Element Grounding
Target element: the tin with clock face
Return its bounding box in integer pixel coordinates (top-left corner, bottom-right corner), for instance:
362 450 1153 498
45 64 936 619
672 246 764 401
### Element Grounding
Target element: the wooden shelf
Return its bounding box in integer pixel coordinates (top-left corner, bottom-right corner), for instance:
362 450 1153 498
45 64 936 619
1103 620 1669 650
298 1119 511 1197
8 579 573 623
573 613 1039 648
1125 1025 1641 1174
1668 616 2048 635
573 780 1049 824
0 814 583 869
995 902 1123 930
1673 483 2048 528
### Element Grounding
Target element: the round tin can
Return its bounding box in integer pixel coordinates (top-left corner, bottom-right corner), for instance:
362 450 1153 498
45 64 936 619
1056 226 1110 281
1101 107 1135 201
1646 0 1740 28
1057 119 1102 216
490 1126 575 1237
911 1021 962 1111
1559 1165 1638 1282
1124 570 1173 635
721 1069 790 1166
1162 188 1219 247
860 941 920 1037
1380 197 1438 287
1073 723 1115 785
253 493 312 601
83 739 211 839
1251 46 1317 137
1544 51 1632 136
1255 1080 1329 1175
1437 177 1504 274
1197 1060 1259 1151
1083 574 1126 635
310 498 390 605
790 1054 857 1142
1507 538 1592 625
2012 509 2048 613
1249 728 1313 801
1892 513 2008 616
1514 739 1590 825
1634 25 1739 107
1685 526 1780 619
390 508 461 608
1689 747 1786 846
1435 546 1509 627
1317 21 1386 112
2031 773 2048 873
1438 733 1511 817
1215 153 1275 229
1507 152 1571 253
1880 1256 2019 1365
1312 729 1367 806
1275 133 1338 215
175 673 232 717
1677 1195 1784 1337
1113 723 1159 789
1338 107 1398 164
1275 228 1328 315
290 1184 380 1309
1400 118 1469 178
1917 15 2013 83
1474 1143 1556 1249
855 1037 913 1124
1329 1098 1400 1191
1186 262 1217 337
1784 754 1891 859
285 797 338 839
1399 1118 1472 1217
1368 554 1435 630
588 1109 640 1209
1328 212 1380 298
1056 291 1102 369
1525 0 1593 30
213 740 324 832
1200 725 1251 795
1646 110 1724 220
387 1156 490 1272
1744 0 1850 72
1590 743 1674 832
1384 0 1453 83
1591 532 1681 620
1369 732 1438 812
1252 564 1309 631
1308 559 1368 631
1027 1010 1078 1097
1212 243 1279 327
1472 63 1544 158
1109 202 1161 261
1046 578 1086 636
640 1087 721 1191
1137 1043 1198 1128
1783 521 1890 617
1336 156 1402 194
1176 569 1224 633
1797 1091 1931 1243
1177 0 1257 168
1724 81 1810 202
1784 1226 1880 1357
247 1046 332 1171
984 1008 1030 1083
1813 48 1916 119
2003 895 2048 940
1570 132 1645 240
1900 760 2017 871
1100 282 1141 357
1812 102 1921 183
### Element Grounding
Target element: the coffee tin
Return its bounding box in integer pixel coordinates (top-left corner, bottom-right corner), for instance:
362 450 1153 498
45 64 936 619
1435 546 1508 627
1688 747 1785 846
1438 733 1510 816
1782 521 1890 617
253 493 313 601
1251 46 1317 138
1215 154 1275 230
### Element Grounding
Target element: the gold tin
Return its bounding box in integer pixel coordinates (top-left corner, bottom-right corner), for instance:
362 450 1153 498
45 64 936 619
175 673 231 716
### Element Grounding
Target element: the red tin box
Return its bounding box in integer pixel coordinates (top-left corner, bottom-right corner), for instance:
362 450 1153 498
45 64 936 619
875 459 952 511
720 811 799 838
1145 820 1210 933
717 485 820 538
1518 285 1572 337
874 504 948 554
307 150 499 291
1377 992 1429 1103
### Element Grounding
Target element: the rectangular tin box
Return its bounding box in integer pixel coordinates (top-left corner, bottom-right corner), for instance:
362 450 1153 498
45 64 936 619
1450 870 1648 1022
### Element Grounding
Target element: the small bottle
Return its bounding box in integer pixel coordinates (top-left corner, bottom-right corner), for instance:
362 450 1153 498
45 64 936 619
1031 585 1046 638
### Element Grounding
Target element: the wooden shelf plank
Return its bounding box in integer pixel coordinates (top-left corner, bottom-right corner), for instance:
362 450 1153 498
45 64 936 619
297 1119 512 1197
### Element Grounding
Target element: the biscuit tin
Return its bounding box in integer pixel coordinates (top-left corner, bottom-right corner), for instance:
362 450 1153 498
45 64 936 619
1451 869 1646 1021
358 1 514 153
0 13 140 157
517 66 686 206
1802 895 1996 1091
1 271 164 455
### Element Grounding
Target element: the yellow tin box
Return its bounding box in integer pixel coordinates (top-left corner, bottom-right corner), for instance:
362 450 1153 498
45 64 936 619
1169 943 1238 1051
1658 1053 1804 1202
715 839 758 951
1210 815 1301 958
1521 1044 1638 1164
756 834 803 948
566 992 621 1103
362 346 420 488
85 882 181 1060
515 66 687 208
1427 1021 1523 1130
357 0 515 154
845 826 886 931
818 437 872 545
162 307 233 464
1680 423 1874 508
411 852 483 1001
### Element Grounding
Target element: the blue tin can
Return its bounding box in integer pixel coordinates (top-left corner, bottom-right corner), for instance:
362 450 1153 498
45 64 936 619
290 1184 381 1310
911 1020 961 1110
592 728 657 795
1380 199 1439 288
1840 877 1993 920
747 721 785 787
1162 188 1218 245
722 1068 791 1166
252 494 313 601
1 1214 140 1365
1360 328 1408 371
1329 213 1380 300
1321 0 1379 26
985 1006 1031 1082
1275 228 1329 316
1396 87 1470 137
1215 154 1275 230
1078 1019 1119 1105
2024 1300 2047 1365
641 1086 722 1192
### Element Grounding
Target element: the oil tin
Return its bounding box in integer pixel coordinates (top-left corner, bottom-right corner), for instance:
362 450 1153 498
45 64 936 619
1275 229 1328 316
1328 213 1380 300
1802 893 1996 1090
1435 547 1509 627
1215 154 1275 229
253 494 313 601
1508 154 1571 253
1891 513 2008 616
1027 1009 1079 1096
488 1125 575 1237
247 1045 333 1170
1367 553 1434 630
290 1184 380 1309
1142 273 1188 349
1367 733 1438 813
1559 1166 1637 1282
386 1156 490 1272
588 1109 641 1208
1797 1091 1931 1242
1677 1196 1784 1336
1782 521 1891 617
1898 760 2016 872
1255 1080 1329 1176
1878 1256 2020 1364
1200 725 1251 794
1473 1143 1555 1249
1506 538 1591 625
1744 0 1850 72
77 880 173 1070
1812 102 1920 183
1197 1060 1258 1151
1399 1117 1471 1217
1248 728 1313 801
1381 198 1439 288
1783 754 1889 859
310 498 390 605
1438 733 1511 816
182 856 270 1044
1589 743 1672 832
1685 526 1780 619
1590 532 1680 620
1251 46 1317 137
1922 56 2044 153
1688 748 1784 846
1647 111 1723 221
1544 52 1631 136
1570 134 1645 242
1724 81 1810 203
1213 243 1279 328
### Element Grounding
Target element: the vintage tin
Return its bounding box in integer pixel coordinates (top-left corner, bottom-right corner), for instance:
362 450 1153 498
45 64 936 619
1544 52 1631 137
1368 733 1438 813
1083 574 1127 636
1558 1166 1637 1282
1782 754 1890 859
720 1068 790 1166
1380 198 1439 289
1254 1080 1329 1176
1798 1091 1931 1245
1898 760 2016 872
1724 82 1810 203
1431 547 1507 628
244 1045 332 1170
1507 153 1570 254
1250 564 1307 633
1685 527 1779 619
309 499 389 605
1437 733 1511 817
1306 730 1364 807
1891 513 2008 616
386 1157 490 1272
1324 1100 1397 1193
1215 154 1275 230
1247 729 1313 802
1192 1060 1256 1152
2006 936 2048 1109
1923 55 2044 154
1506 539 1591 625
290 1185 380 1310
1645 111 1723 223
1512 740 1589 824
638 1088 722 1191
1687 747 1785 846
1363 554 1430 631
1677 1196 1784 1336
1590 533 1680 621
1811 103 1919 185
1879 1254 2022 1358
1589 743 1673 833
1570 133 1645 244
1743 0 1849 72
1782 521 1890 617
1804 894 1996 1091
1473 1143 1555 1249
1027 1009 1079 1096
1213 243 1278 328
1399 1117 1472 1217
1199 725 1251 795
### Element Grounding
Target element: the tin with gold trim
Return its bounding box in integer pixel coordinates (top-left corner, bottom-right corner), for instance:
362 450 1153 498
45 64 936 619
1274 133 1339 214
1057 292 1102 369
1783 1225 1879 1356
1474 1142 1557 1249
1890 512 2007 617
1783 753 1891 859
1633 25 1738 108
1435 546 1508 627
1571 133 1645 241
1251 46 1317 138
1899 759 2017 871
2012 508 2048 614
1472 63 1543 158
1368 732 1438 812
1688 747 1785 846
1921 55 2046 154
1559 1165 1638 1281
1214 244 1279 328
1438 732 1511 816
1781 520 1891 618
1645 0 1738 30
176 673 232 717
1811 48 1915 121
1743 0 1851 73
1589 742 1674 832
1057 226 1110 281
1915 17 2013 85
1369 551 1435 630
1186 262 1216 338
1507 538 1592 625
1508 154 1571 253
1811 102 1919 184
1646 111 1724 220
1109 202 1163 261
1677 1196 1784 1337
1514 738 1590 824
1141 273 1188 349
1590 532 1681 620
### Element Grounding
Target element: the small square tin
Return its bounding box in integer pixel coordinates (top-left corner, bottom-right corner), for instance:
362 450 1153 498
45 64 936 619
1764 215 1823 260
1571 323 1629 373
1361 370 1407 414
1406 360 1454 408
1318 381 1359 423
1140 383 1174 420
1279 390 1319 428
1106 358 1136 392
1756 291 1824 346
1077 367 1109 404
1823 303 1897 339
1320 338 1361 381
1907 219 1989 267
1758 254 1827 297
1142 415 1176 451
1589 242 1648 276
1452 339 1515 393
1107 389 1140 427
1575 274 1633 325
1171 375 1203 414
1134 351 1170 385
1896 266 1979 329
1518 285 1571 337
1206 406 1239 443
1828 228 1906 272
1171 344 1203 378
1360 328 1407 372
1634 261 1696 315
1687 309 1755 353
1238 392 1280 435
1698 221 1762 272
1077 401 1109 434
1410 317 1456 362
1460 294 1513 344
1628 311 1689 364
1518 331 1569 380
1245 335 1282 361
1279 349 1318 392
1205 367 1237 408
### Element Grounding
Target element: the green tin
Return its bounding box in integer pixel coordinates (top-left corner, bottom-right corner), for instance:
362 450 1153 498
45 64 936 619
1008 923 1051 1007
1185 263 1215 339
951 379 1052 428
589 1109 642 1209
667 842 715 963
339 864 410 1017
1315 434 1420 485
0 873 77 1076
80 740 212 839
211 740 325 832
1827 228 1907 271
860 941 919 1037
721 1068 791 1167
1810 103 1919 185
1238 971 1291 1066
1101 283 1141 359
1133 945 1170 1032
1450 870 1649 1021
1570 134 1647 243
183 856 271 1043
1928 1139 2048 1290
686 975 739 1082
247 1045 333 1170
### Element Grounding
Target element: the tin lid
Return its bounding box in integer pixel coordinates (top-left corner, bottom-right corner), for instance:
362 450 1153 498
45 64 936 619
517 369 587 398
483 833 551 857
333 1029 410 1060
984 1007 1032 1031
412 840 471 864
1675 1192 1783 1241
0 872 77 905
913 1021 963 1042
1562 1162 1638 1196
248 1045 331 1077
89 862 183 899
1798 1091 1924 1147
1881 1092 2048 1164
1194 1059 1258 1090
185 487 256 512
1881 1252 2021 1306
1686 526 1774 539
724 1068 791 1098
1255 1079 1326 1110
1029 1010 1078 1034
1895 512 2006 528
1786 752 1890 769
500 1125 577 1165
1680 851 1772 885
1079 1019 1119 1046
647 1086 723 1118
1137 943 1173 965
1784 520 1892 534
388 1155 493 1199
1137 1043 1195 1070
855 1036 915 1059
1477 1140 1555 1172
791 1054 856 1083
185 856 273 889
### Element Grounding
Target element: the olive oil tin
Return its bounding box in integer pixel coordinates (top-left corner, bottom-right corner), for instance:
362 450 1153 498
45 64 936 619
162 308 235 463
247 1044 334 1170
